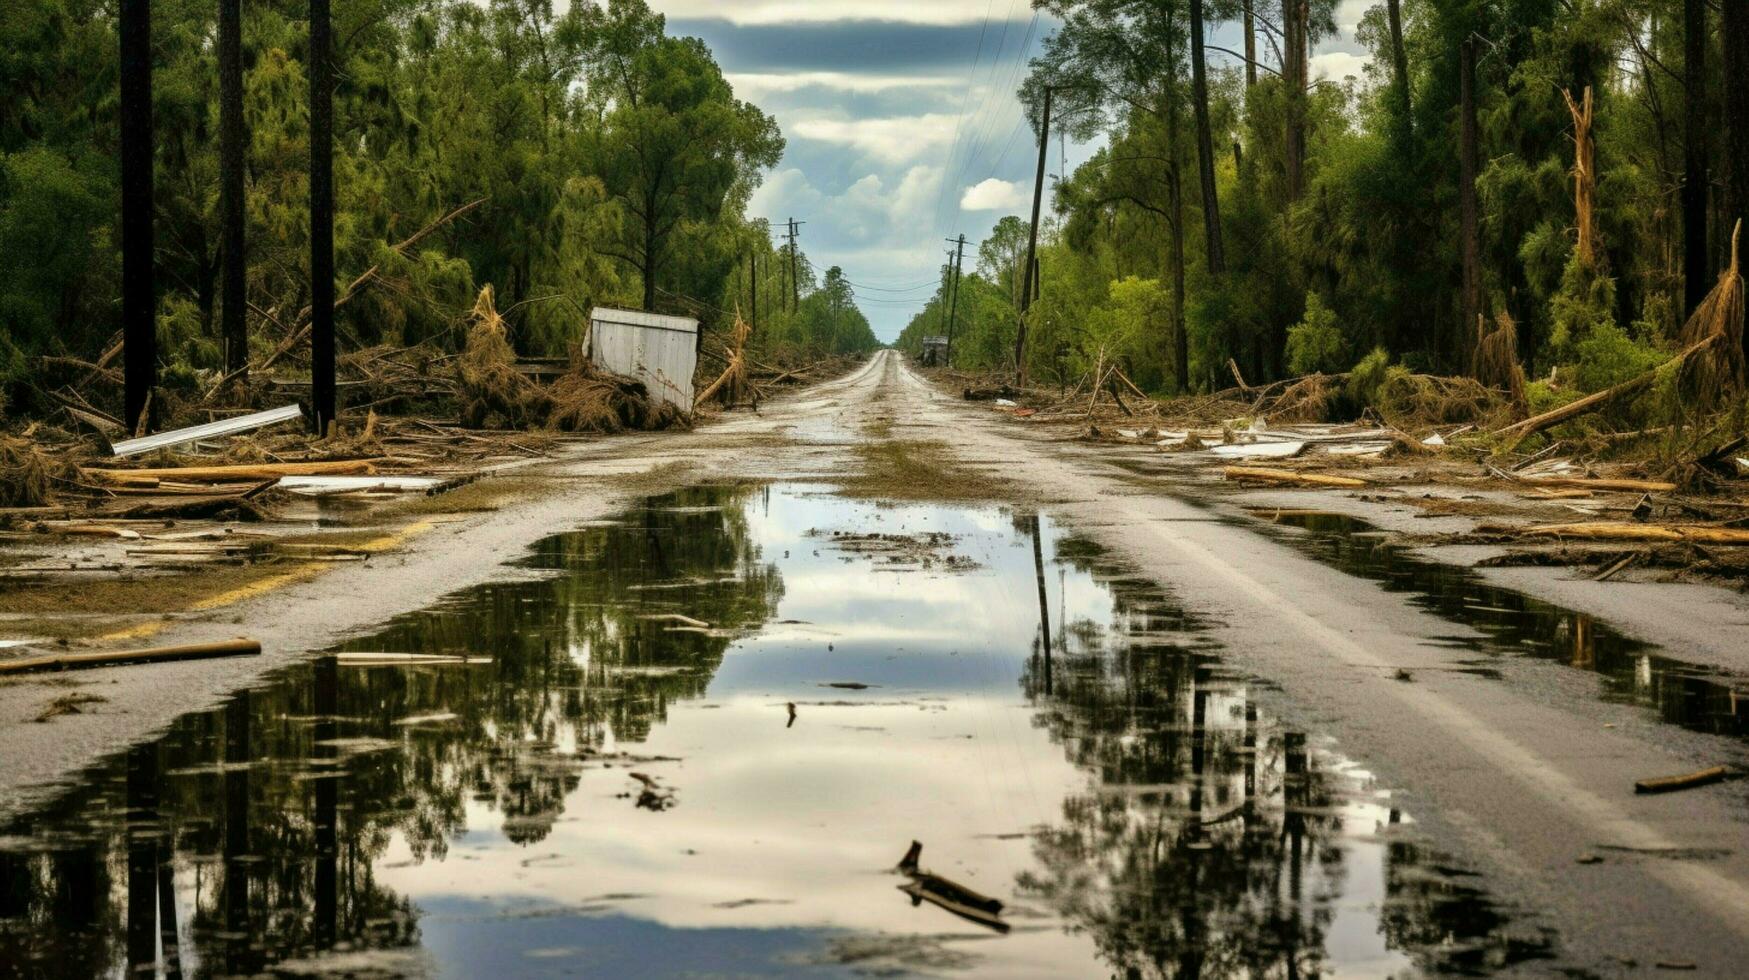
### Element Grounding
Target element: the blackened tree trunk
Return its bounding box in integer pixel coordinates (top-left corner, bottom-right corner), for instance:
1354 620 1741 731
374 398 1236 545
310 0 336 432
219 0 246 374
1387 0 1412 124
1459 37 1482 371
1728 1 1749 238
1189 0 1225 273
120 0 155 432
1684 0 1709 314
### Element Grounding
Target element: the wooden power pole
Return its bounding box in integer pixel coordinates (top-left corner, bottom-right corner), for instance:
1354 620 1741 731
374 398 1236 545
219 0 246 376
120 0 155 433
1016 86 1053 386
310 0 336 433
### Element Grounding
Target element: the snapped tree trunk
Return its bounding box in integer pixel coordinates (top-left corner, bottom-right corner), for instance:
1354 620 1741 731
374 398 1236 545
219 0 247 375
1684 0 1710 316
1189 0 1225 273
1459 37 1482 371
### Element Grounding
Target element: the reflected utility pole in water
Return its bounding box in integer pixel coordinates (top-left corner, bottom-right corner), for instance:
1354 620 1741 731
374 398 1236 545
314 657 339 947
126 742 159 973
1029 514 1053 697
224 691 254 973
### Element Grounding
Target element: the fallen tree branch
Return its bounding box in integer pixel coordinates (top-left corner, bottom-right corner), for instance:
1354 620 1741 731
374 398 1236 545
1223 466 1367 488
0 639 260 676
1489 335 1718 447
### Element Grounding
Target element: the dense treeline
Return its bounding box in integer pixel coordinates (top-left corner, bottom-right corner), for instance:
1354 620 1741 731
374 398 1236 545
901 0 1747 420
0 0 872 414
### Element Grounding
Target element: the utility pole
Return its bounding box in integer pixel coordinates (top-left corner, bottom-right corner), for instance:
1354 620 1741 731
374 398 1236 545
748 251 758 332
120 0 155 433
219 0 246 377
310 0 337 434
784 218 803 312
1016 86 1053 386
947 234 966 366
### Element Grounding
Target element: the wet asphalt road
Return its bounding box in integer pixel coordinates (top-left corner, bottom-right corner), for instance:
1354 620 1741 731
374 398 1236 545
4 349 1748 975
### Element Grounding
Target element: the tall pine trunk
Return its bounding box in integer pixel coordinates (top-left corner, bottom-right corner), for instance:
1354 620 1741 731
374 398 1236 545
1729 1 1749 237
1684 0 1709 315
1189 0 1224 273
219 0 246 375
1387 0 1412 125
1459 38 1482 372
120 0 155 432
1243 2 1256 90
1283 0 1307 201
1167 92 1189 393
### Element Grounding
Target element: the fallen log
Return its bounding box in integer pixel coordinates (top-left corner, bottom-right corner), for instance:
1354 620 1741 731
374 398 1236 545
1635 766 1729 795
0 639 260 676
1510 522 1749 545
1489 335 1718 447
83 459 377 484
1519 476 1678 493
1223 466 1367 489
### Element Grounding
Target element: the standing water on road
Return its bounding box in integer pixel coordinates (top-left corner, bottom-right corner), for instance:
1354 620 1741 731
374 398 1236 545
0 486 1550 978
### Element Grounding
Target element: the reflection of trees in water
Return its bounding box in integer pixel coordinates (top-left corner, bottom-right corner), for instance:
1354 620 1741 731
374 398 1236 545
1020 533 1537 977
0 486 782 976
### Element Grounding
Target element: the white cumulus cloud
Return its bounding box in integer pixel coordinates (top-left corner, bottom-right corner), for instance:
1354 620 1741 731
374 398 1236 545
649 1 1002 26
958 178 1029 212
789 113 958 165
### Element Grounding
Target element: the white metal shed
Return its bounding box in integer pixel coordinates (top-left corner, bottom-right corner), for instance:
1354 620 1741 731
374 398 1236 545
587 307 699 411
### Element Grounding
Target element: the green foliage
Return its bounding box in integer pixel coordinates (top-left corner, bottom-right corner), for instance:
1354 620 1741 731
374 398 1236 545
1285 292 1347 375
1572 320 1664 392
1345 347 1396 408
1548 252 1618 357
0 0 782 408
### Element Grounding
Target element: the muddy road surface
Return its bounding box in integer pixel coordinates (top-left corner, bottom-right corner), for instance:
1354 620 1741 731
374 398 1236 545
3 350 1747 977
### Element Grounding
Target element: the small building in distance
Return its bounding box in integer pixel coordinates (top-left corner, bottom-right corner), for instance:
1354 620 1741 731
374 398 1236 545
587 307 699 410
919 336 949 367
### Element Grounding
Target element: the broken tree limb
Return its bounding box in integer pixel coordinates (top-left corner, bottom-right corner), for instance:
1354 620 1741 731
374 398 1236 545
1519 476 1680 493
233 198 488 383
0 639 261 676
83 459 378 484
1489 335 1718 447
1635 766 1729 794
1223 466 1367 489
1510 522 1749 545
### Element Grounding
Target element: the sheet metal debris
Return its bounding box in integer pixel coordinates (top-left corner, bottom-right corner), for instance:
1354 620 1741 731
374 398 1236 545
109 403 305 458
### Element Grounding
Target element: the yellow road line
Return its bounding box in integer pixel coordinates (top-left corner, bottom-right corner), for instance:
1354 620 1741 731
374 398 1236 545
96 520 439 644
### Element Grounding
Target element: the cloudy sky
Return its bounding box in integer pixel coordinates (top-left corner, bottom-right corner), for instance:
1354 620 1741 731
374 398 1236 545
649 1 1377 340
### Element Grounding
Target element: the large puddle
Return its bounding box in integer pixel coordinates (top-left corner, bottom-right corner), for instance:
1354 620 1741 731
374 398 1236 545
1253 511 1748 739
1 486 1551 977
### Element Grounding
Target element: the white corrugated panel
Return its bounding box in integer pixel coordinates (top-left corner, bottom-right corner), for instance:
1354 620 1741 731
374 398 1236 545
587 307 699 410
